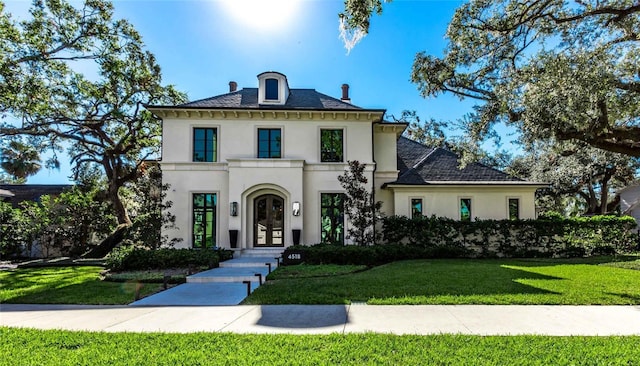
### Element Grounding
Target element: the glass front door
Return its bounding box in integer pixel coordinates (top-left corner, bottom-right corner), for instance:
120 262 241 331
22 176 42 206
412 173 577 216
254 194 284 247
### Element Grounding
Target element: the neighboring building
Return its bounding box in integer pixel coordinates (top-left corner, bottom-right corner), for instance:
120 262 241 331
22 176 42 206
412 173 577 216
0 188 15 202
148 72 544 251
0 184 72 208
619 183 640 231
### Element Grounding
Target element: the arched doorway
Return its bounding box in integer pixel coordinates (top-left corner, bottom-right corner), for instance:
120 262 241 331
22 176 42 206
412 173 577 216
254 194 284 247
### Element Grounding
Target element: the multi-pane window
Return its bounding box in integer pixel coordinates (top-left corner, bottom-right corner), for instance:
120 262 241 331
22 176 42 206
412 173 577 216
193 128 217 162
508 198 520 220
258 128 281 158
411 198 423 219
265 78 279 100
460 198 472 222
320 129 344 162
193 193 216 249
321 193 344 244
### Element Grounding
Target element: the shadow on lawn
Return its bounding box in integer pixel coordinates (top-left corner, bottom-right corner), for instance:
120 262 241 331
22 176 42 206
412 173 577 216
358 259 565 301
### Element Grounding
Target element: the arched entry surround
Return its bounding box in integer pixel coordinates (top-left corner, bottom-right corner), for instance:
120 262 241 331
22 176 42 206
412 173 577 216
242 184 291 249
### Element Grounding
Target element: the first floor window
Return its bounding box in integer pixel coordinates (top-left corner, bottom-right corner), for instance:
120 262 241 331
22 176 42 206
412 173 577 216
258 128 281 158
321 129 344 162
321 193 344 244
508 198 520 220
460 198 472 222
193 127 217 162
411 198 423 219
193 193 216 248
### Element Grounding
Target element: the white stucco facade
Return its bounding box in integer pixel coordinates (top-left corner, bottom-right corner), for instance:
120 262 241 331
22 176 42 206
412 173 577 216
151 72 543 251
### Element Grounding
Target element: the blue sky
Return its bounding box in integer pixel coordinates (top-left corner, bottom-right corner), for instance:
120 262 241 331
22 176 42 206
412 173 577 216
6 0 506 184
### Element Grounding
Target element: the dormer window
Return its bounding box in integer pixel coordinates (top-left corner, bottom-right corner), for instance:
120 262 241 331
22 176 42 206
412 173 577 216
257 71 289 105
265 78 279 100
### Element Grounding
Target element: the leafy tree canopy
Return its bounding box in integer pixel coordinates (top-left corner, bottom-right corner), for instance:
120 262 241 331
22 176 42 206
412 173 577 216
342 0 640 156
507 140 639 215
0 0 186 225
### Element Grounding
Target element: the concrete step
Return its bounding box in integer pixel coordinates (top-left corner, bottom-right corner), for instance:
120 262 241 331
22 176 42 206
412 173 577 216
187 266 270 283
220 257 279 269
239 249 284 258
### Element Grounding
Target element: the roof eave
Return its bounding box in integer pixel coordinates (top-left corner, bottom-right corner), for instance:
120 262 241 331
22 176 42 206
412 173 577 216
382 181 549 189
145 105 386 121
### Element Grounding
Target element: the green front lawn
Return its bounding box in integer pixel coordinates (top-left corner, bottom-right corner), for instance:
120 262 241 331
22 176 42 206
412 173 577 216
245 257 640 305
1 327 639 365
0 266 162 305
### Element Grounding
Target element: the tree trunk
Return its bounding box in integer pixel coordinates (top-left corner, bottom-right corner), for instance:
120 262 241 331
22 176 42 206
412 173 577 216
586 183 598 214
108 181 131 226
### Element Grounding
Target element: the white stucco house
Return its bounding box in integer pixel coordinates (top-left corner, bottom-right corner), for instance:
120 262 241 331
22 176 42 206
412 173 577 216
619 183 640 231
147 71 544 252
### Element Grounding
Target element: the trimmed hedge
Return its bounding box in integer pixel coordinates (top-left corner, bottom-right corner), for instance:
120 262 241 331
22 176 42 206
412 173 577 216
282 215 638 266
105 247 234 271
382 214 638 258
283 244 468 266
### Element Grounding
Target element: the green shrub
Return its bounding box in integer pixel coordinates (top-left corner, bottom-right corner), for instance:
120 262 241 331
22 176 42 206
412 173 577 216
283 244 469 266
105 247 233 271
382 215 637 258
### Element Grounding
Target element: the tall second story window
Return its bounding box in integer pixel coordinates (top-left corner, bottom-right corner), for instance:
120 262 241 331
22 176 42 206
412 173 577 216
265 78 279 100
193 128 217 162
320 129 343 162
258 128 281 158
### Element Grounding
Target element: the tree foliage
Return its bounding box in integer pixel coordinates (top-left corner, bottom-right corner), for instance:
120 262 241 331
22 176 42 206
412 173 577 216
0 139 41 181
508 141 639 216
0 186 115 258
337 160 383 246
124 163 180 249
0 0 186 225
341 0 640 156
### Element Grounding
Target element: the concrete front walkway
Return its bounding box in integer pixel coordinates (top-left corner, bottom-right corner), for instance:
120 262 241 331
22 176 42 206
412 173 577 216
2 304 640 335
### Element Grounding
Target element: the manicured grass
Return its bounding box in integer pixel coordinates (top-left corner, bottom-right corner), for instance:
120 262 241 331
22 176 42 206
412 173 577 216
0 266 162 305
1 327 639 365
601 258 640 271
267 264 367 280
245 258 640 305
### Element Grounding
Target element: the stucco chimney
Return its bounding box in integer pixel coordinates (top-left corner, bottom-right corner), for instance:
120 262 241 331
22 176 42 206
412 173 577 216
341 84 351 104
229 81 237 92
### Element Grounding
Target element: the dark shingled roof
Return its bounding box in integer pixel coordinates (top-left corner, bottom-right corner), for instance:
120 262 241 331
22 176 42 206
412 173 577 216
393 137 523 184
0 184 73 208
178 88 362 110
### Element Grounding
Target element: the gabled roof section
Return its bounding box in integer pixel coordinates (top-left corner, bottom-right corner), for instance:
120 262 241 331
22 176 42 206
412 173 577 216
173 88 362 111
391 137 531 185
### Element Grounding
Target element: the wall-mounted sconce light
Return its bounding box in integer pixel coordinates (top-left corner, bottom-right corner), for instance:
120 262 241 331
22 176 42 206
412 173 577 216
292 201 301 216
230 202 238 216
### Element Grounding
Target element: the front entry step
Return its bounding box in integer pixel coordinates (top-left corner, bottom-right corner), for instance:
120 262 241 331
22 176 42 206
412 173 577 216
220 257 279 269
239 249 284 258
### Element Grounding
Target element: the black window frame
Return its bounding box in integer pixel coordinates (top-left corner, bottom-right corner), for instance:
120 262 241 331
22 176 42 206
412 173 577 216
265 78 279 100
192 193 217 249
411 198 423 219
460 198 472 222
508 198 520 220
257 128 282 158
320 193 345 245
320 129 344 162
192 127 217 162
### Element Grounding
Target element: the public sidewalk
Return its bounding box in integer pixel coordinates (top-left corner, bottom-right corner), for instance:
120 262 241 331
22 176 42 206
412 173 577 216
2 304 640 335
